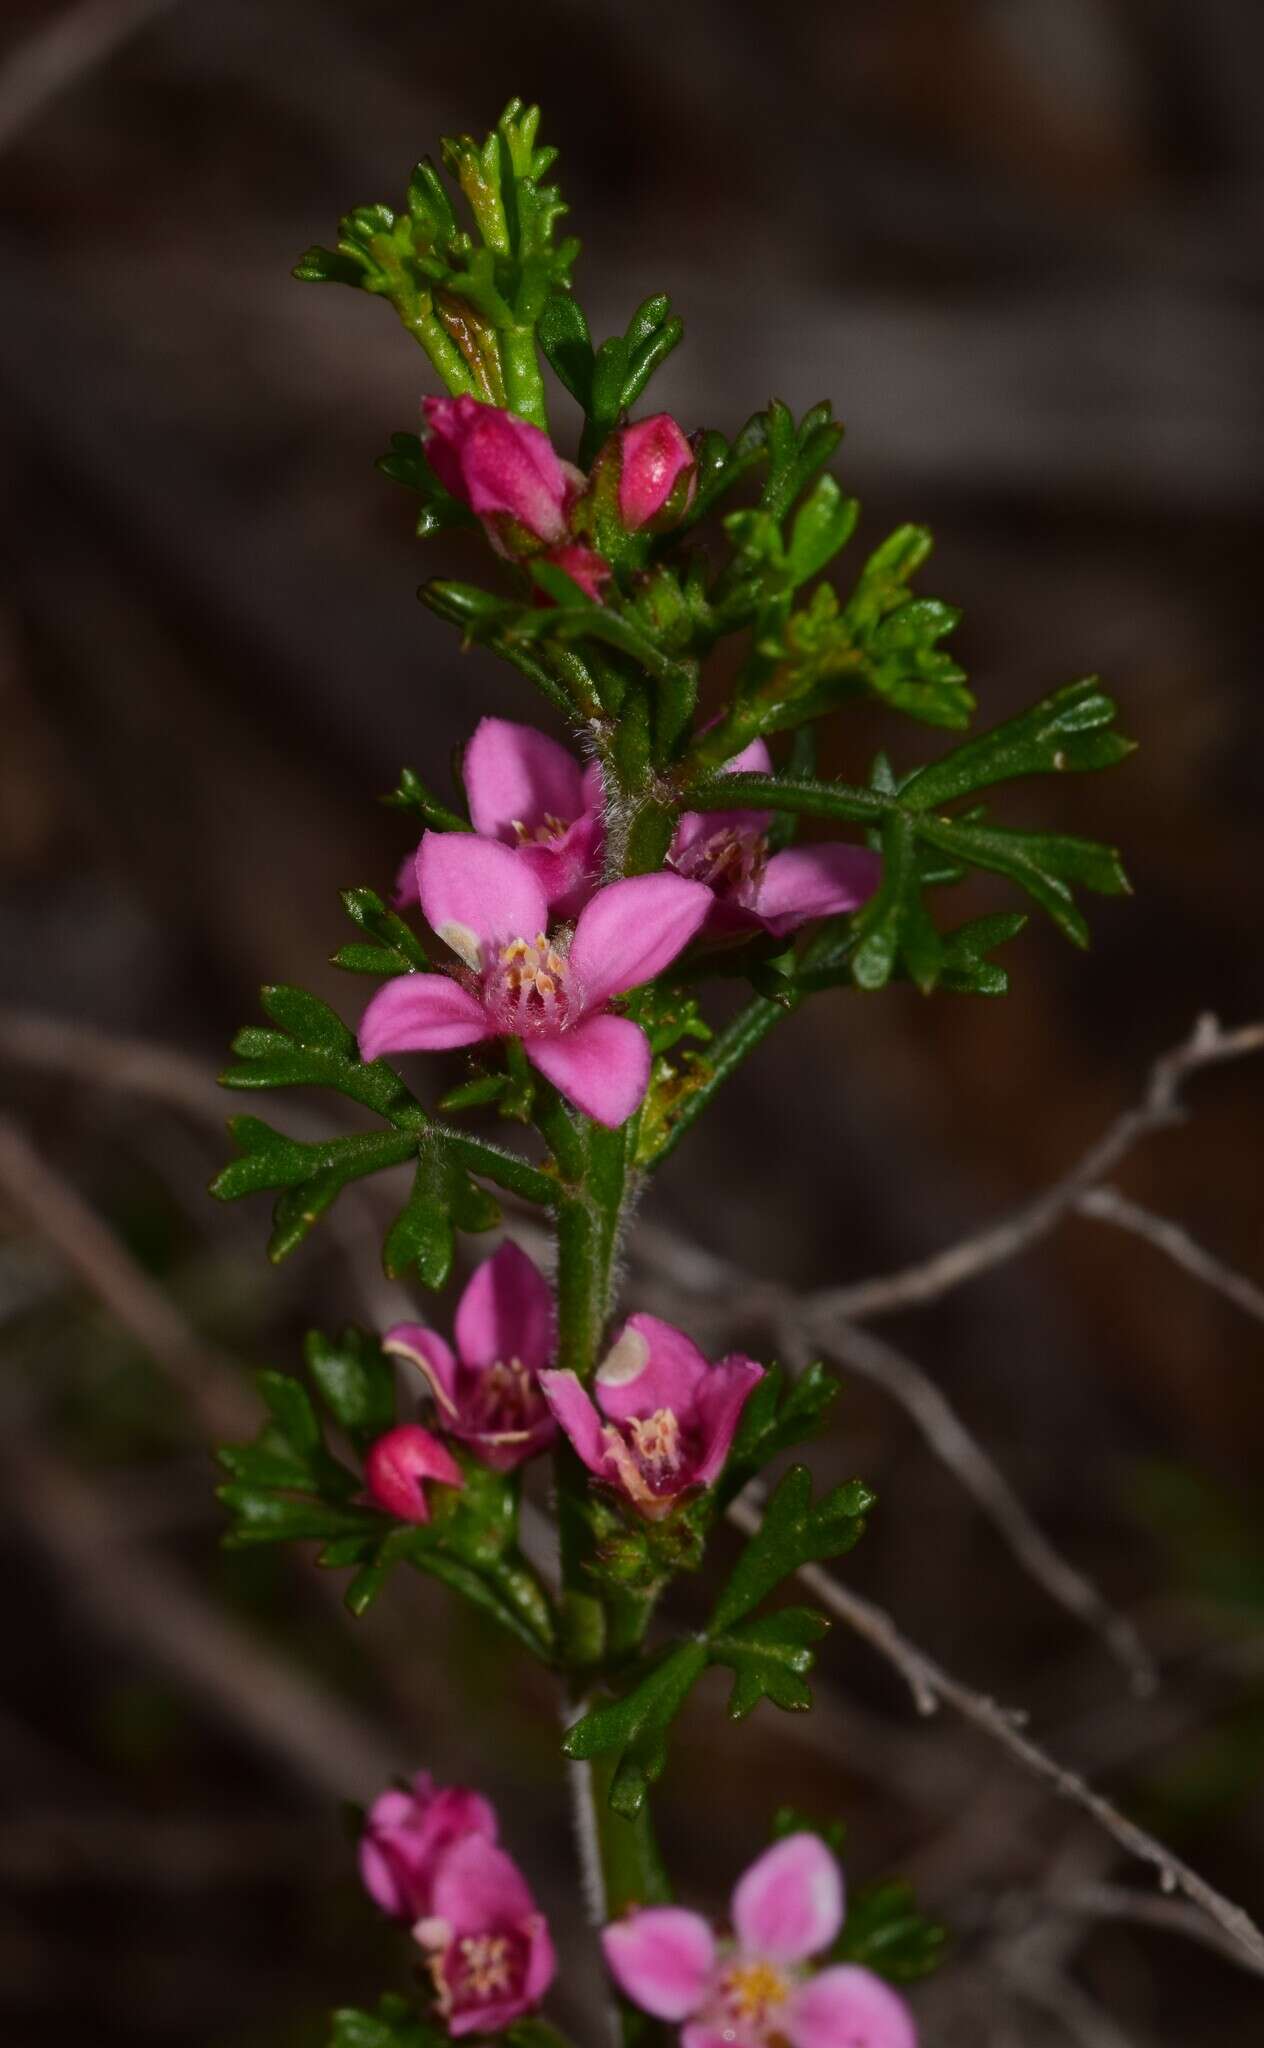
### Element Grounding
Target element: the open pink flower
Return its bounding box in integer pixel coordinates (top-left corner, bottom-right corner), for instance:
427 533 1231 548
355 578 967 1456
603 1832 917 2048
396 719 604 920
670 739 881 940
415 1833 556 2036
360 834 711 1128
539 1313 763 1519
617 413 698 531
360 1772 498 1924
363 1423 464 1525
383 1241 557 1473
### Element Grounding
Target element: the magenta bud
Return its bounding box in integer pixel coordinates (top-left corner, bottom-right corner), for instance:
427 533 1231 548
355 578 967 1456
542 541 612 603
616 413 698 532
422 395 570 547
364 1423 464 1524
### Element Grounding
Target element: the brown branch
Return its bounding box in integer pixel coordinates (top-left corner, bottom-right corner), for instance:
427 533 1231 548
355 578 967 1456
791 1314 1157 1695
1076 1186 1264 1328
726 1491 1264 1977
814 1014 1264 1324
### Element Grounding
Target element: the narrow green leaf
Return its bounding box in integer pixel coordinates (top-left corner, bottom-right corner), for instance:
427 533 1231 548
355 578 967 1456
901 676 1135 812
710 1464 874 1634
710 1606 830 1718
305 1327 396 1452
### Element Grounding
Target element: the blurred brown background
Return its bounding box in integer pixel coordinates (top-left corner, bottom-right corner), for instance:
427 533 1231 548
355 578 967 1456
1 1 1262 2043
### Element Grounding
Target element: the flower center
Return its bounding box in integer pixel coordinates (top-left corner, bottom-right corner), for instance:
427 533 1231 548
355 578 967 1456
483 932 580 1035
454 1933 513 1999
473 1355 547 1435
672 825 768 903
511 812 570 846
626 1406 682 1477
714 1958 792 2039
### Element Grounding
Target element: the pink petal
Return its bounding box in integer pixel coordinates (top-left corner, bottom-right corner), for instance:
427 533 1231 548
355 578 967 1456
617 414 697 530
514 806 604 917
602 1908 716 2021
364 1425 464 1524
455 1241 556 1375
431 1835 536 1938
392 843 422 907
525 1013 651 1127
681 2029 731 2048
570 873 711 1008
691 1356 766 1485
732 1834 844 1964
382 1324 461 1416
723 738 775 776
454 1408 557 1473
417 831 549 968
537 1370 608 1474
359 1833 411 1918
423 395 568 544
671 807 773 861
522 1912 557 2006
787 1967 917 2048
358 974 490 1061
594 1313 712 1423
464 717 586 842
753 844 882 937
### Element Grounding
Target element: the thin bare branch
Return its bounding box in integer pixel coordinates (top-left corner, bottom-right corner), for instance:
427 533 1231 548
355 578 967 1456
815 1014 1264 1324
727 1490 1264 1977
793 1315 1157 1695
1076 1186 1264 1328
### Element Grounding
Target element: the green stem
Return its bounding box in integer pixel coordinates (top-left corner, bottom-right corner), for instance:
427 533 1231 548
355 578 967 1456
501 325 549 431
641 994 790 1167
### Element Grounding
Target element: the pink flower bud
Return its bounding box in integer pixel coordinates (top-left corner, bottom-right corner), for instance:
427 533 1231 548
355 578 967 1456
542 541 611 603
616 413 697 532
422 395 569 546
364 1423 463 1524
360 1773 498 1923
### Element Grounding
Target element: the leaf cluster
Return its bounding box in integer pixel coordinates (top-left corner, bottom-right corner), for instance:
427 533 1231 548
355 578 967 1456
216 1329 554 1656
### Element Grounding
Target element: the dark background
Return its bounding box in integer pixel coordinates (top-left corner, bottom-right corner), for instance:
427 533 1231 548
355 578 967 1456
1 2 1262 2042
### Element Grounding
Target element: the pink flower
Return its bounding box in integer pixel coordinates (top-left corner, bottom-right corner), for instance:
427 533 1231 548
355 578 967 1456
423 395 573 548
359 834 711 1128
617 414 698 532
414 1833 556 2035
383 1241 557 1473
603 1832 917 2048
395 719 604 921
538 1313 763 1520
363 1423 464 1525
670 740 881 940
360 1772 498 1924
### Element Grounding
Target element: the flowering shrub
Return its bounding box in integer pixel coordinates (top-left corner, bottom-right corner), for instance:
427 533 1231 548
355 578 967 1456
211 97 1131 2045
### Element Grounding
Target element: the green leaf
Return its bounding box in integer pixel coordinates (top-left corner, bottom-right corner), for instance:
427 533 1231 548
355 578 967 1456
211 1118 418 1262
383 770 470 834
939 911 1028 996
304 1327 396 1453
786 475 860 583
916 816 1129 948
718 1361 841 1505
216 1485 373 1549
850 811 944 993
710 1606 830 1718
538 290 594 405
710 1464 874 1633
832 1879 950 1983
901 676 1135 811
383 1144 500 1290
222 983 426 1120
332 888 434 978
563 1642 708 1817
376 432 478 538
328 1994 449 2048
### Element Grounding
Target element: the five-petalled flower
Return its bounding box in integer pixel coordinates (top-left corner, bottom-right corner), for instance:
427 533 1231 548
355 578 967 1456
396 718 603 921
539 1313 763 1519
603 1831 917 2048
360 834 711 1128
360 1772 555 2036
670 740 881 940
383 1241 557 1473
